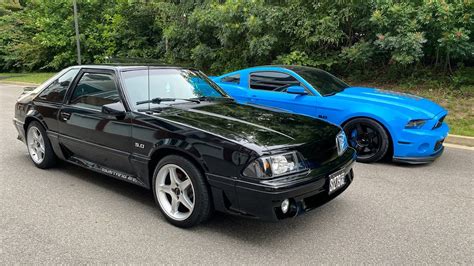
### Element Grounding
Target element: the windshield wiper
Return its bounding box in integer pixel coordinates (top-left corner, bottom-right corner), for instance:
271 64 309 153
136 97 200 106
191 96 234 102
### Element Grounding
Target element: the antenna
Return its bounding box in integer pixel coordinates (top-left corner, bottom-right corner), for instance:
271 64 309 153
73 0 81 65
147 66 150 111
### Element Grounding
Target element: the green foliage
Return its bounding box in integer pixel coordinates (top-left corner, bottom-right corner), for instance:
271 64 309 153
452 66 474 90
186 0 286 73
0 0 472 75
371 2 426 65
275 51 313 66
340 41 374 68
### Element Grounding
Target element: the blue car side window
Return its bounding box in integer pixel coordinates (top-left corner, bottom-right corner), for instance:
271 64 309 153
249 71 306 93
220 74 240 84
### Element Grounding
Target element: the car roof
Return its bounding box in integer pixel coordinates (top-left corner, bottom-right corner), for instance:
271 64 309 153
230 65 324 73
66 64 199 72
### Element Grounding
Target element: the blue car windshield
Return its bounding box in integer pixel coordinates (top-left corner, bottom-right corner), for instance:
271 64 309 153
287 66 350 96
121 68 228 110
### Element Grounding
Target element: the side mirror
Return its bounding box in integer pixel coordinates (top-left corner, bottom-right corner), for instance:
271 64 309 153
287 86 308 95
102 102 126 119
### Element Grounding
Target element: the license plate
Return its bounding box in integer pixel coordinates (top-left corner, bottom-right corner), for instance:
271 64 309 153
329 169 346 194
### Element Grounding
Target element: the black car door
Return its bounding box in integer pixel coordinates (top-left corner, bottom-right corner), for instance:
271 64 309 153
58 68 134 175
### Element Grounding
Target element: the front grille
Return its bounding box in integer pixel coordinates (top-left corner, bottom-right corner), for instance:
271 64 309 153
434 139 444 151
433 115 446 129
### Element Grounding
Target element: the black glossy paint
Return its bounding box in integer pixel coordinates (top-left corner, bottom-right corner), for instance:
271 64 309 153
13 65 356 221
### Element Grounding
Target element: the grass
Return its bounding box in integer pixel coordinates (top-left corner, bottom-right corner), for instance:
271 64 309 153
1 71 472 136
0 72 55 84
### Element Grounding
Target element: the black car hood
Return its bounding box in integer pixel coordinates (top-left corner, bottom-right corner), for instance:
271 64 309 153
152 102 342 162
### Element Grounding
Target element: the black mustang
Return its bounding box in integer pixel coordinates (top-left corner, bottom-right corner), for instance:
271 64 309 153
13 65 356 227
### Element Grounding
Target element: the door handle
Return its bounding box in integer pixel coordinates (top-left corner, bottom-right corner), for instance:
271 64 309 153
60 111 71 121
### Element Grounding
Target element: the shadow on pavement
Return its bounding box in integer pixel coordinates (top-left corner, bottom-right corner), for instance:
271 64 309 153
13 153 349 244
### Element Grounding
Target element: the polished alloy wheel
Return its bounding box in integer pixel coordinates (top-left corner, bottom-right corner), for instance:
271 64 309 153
155 164 195 221
27 126 45 164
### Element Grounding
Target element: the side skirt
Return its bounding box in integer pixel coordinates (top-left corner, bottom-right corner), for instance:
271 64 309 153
67 156 147 188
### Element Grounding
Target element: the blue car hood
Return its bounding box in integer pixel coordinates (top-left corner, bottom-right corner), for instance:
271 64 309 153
333 87 445 119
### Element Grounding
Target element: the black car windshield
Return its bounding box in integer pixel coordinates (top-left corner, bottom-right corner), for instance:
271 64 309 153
121 68 229 110
286 66 350 96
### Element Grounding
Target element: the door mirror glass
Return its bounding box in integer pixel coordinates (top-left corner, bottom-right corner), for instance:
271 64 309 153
287 86 308 95
102 102 126 119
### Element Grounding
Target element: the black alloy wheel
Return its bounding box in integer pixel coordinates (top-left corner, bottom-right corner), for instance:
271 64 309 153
343 118 390 163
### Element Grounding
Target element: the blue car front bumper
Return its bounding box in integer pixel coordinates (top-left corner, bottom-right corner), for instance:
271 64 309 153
392 120 449 164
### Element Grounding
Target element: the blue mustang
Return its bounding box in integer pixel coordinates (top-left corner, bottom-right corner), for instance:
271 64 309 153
212 65 449 164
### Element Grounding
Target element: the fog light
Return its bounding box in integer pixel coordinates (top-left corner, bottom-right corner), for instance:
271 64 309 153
418 143 429 153
281 199 290 214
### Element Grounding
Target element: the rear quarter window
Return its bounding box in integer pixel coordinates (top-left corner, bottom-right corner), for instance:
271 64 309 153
249 71 301 92
220 74 240 84
37 69 79 103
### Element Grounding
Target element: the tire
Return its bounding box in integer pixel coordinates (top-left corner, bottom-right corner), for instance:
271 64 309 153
26 121 57 169
343 118 390 163
152 155 212 228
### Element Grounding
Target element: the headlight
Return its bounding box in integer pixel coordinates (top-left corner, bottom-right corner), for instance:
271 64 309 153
336 131 348 155
405 119 427 129
243 151 307 179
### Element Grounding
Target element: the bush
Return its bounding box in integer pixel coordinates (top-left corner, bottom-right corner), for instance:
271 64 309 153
0 0 472 75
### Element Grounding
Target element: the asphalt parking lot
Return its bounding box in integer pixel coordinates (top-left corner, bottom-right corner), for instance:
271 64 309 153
1 83 473 264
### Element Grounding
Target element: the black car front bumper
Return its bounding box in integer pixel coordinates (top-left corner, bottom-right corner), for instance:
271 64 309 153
208 148 356 221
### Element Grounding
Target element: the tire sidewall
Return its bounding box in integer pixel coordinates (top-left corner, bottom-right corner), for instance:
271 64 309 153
26 121 56 169
343 118 390 163
152 155 210 228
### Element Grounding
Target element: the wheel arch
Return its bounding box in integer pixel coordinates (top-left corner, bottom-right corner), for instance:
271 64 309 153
147 147 208 189
341 115 395 159
23 115 47 134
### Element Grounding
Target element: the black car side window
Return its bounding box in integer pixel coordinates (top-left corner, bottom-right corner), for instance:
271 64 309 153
37 69 79 103
220 74 240 84
70 72 120 110
249 71 301 92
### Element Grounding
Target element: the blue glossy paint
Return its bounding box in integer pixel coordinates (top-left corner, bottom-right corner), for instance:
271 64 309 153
212 66 449 161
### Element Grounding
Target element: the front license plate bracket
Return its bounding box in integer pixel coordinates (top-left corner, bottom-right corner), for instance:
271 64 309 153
328 169 346 194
